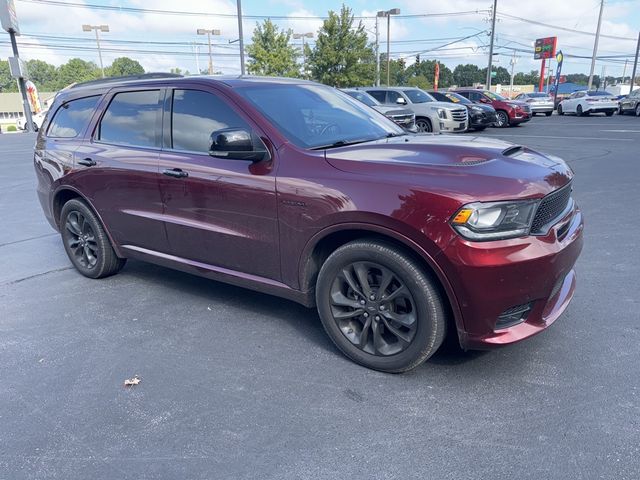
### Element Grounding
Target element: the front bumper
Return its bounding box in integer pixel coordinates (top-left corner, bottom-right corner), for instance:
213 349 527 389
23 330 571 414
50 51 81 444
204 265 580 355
510 111 531 124
529 103 554 113
441 202 584 349
439 117 468 133
470 112 497 128
584 103 618 113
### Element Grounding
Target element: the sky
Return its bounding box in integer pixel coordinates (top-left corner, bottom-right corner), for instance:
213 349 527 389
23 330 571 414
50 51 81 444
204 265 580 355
2 0 640 81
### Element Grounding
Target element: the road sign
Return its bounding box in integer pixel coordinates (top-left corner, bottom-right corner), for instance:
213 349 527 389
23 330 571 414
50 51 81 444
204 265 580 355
0 0 20 34
534 37 557 60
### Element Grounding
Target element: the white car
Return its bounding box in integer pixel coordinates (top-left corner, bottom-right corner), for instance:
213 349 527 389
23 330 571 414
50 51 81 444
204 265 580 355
514 92 554 116
558 90 618 117
17 110 48 131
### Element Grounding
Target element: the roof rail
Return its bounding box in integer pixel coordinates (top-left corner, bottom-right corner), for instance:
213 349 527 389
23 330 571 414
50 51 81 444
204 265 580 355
68 72 183 89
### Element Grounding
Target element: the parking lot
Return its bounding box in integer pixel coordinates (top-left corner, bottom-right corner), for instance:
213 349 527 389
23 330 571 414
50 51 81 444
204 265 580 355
1 114 639 479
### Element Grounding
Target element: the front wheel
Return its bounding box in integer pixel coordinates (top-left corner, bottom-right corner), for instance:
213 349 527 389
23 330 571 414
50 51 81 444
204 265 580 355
495 110 510 128
577 104 586 116
545 111 552 117
60 199 126 279
605 110 614 117
473 126 487 131
415 118 432 133
558 104 564 115
316 240 447 373
636 104 640 117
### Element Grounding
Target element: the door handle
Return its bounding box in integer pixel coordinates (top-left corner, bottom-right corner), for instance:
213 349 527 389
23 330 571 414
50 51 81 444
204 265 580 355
77 157 96 167
162 168 189 178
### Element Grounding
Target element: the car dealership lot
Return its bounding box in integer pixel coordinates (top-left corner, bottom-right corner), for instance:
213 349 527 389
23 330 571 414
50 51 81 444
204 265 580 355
1 115 639 479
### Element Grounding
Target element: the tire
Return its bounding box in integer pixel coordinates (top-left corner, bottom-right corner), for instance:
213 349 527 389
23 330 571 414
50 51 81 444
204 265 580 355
473 126 487 131
415 117 432 133
495 110 510 128
577 104 586 116
315 240 447 373
605 110 614 117
636 104 640 117
558 104 564 116
545 111 552 117
60 198 126 279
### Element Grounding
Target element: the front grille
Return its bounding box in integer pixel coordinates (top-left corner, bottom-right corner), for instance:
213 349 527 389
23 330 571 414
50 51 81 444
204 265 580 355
496 302 533 329
531 182 572 234
451 108 467 122
389 114 413 125
521 105 531 113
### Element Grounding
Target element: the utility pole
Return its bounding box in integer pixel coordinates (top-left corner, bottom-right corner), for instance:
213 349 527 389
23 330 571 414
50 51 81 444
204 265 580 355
588 0 604 90
486 0 498 89
509 49 517 98
197 28 221 75
192 42 200 74
622 59 628 84
82 24 109 77
631 31 640 92
377 8 400 86
375 15 380 86
237 0 245 75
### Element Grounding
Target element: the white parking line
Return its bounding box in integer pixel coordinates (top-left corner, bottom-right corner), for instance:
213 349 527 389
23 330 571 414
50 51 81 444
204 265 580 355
482 134 634 141
601 130 640 133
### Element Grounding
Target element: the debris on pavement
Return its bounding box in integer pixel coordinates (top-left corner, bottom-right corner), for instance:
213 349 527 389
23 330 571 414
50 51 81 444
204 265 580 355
124 375 141 387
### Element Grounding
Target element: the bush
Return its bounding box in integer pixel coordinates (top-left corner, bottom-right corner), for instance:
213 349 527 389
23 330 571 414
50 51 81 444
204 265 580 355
6 125 17 132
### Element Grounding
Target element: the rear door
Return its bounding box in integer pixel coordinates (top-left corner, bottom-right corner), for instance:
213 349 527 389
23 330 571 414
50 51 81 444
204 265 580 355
158 87 280 280
75 87 169 253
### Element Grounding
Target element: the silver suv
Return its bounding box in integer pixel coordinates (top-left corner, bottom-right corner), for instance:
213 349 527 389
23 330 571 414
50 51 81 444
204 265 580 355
364 87 468 133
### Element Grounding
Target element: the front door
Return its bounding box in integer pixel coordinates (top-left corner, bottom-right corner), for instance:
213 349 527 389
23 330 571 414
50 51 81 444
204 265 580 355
158 87 280 281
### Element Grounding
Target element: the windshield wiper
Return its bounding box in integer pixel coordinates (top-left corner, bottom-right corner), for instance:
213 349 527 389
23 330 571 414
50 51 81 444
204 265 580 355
310 138 377 150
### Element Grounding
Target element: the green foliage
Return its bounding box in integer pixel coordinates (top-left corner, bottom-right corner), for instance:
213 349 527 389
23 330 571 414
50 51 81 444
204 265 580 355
514 70 540 85
306 5 375 87
246 19 299 77
56 58 101 89
407 57 453 88
107 57 145 77
0 60 17 92
25 60 58 91
6 125 17 132
407 75 432 90
452 64 483 87
380 56 408 86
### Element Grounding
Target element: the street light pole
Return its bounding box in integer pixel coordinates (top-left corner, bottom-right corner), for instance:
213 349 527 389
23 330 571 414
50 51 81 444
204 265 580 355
293 32 313 79
375 15 380 86
237 0 246 75
197 28 221 75
588 0 604 90
486 0 497 89
377 8 400 86
630 31 640 92
82 24 109 78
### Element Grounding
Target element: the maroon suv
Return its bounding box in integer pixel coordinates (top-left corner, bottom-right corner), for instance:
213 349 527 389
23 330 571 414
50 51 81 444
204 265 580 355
456 89 532 127
34 75 583 372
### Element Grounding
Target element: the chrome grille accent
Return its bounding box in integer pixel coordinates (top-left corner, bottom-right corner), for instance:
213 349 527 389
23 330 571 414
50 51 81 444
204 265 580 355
450 108 467 122
531 182 572 234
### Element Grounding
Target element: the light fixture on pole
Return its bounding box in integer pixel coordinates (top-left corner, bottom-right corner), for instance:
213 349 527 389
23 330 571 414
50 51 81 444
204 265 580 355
377 8 400 86
197 28 221 75
293 32 313 78
82 24 109 78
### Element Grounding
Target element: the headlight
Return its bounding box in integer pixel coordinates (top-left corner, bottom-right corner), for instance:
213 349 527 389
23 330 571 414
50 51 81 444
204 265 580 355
450 200 539 241
470 106 483 113
437 108 448 119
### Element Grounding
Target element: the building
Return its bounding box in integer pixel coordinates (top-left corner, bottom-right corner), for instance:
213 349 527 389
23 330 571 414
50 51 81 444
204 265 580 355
0 92 56 129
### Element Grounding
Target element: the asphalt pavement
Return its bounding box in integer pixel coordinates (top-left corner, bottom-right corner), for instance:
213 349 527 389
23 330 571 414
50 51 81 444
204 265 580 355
1 114 639 479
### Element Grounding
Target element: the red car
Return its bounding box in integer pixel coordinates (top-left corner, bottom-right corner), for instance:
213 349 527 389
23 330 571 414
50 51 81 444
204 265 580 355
34 75 583 372
456 89 532 127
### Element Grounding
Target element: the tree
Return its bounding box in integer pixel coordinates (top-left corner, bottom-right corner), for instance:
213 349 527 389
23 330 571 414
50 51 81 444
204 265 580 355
0 60 17 92
453 64 483 87
246 19 299 77
407 57 453 88
380 56 408 86
306 5 375 87
24 60 58 91
481 66 510 85
107 57 144 77
55 58 100 89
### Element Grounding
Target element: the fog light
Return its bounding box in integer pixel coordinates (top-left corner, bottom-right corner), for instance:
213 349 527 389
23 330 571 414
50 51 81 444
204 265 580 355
496 302 533 329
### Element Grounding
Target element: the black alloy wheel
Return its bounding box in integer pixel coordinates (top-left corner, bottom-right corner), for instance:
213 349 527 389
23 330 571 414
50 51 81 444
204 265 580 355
415 118 432 133
495 110 509 128
65 210 99 269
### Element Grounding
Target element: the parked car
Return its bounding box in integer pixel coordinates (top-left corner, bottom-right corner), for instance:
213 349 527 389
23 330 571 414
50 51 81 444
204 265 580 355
18 109 48 131
341 88 416 131
35 75 583 373
363 87 468 133
618 88 640 116
428 90 497 131
455 89 531 127
557 90 618 116
514 92 554 116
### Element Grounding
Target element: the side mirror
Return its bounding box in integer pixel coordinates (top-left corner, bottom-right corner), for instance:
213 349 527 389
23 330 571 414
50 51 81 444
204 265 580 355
396 97 407 105
479 97 489 103
209 128 269 162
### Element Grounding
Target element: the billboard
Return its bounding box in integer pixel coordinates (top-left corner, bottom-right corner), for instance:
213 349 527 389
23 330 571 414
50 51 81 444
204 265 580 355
534 37 557 60
1 0 19 34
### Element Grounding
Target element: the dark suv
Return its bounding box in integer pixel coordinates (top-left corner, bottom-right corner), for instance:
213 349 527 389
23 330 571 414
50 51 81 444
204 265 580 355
456 89 532 127
35 75 583 372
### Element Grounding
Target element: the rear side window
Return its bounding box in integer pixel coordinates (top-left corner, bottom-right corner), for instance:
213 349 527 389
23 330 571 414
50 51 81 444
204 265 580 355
367 90 387 103
171 89 251 153
47 96 100 138
99 90 162 148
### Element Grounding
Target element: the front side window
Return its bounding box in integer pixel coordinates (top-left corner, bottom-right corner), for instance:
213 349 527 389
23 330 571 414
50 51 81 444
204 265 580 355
98 90 161 148
387 91 406 104
403 89 433 103
485 91 507 101
171 89 251 153
47 96 100 138
366 90 388 103
238 84 402 149
468 92 482 102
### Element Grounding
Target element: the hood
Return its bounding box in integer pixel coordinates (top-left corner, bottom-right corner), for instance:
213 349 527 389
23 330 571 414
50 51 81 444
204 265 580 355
323 134 572 202
505 100 529 108
373 105 413 116
428 101 466 110
468 103 496 113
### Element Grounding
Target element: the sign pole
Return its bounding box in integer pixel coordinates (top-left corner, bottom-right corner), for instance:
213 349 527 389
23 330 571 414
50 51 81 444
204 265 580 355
631 31 640 92
538 58 546 93
9 31 33 132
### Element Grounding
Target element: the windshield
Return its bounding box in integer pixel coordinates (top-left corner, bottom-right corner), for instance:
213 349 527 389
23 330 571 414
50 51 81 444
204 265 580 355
344 90 378 107
485 91 507 101
403 89 434 103
237 84 403 149
528 93 550 98
444 92 471 104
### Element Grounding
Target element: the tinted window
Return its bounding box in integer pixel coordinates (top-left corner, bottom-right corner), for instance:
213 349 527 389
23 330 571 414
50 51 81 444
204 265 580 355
367 90 387 103
403 90 433 103
344 90 377 107
468 91 482 102
429 91 448 102
444 92 471 104
47 96 100 138
485 91 507 101
387 91 405 104
99 90 161 148
171 89 251 153
238 84 401 149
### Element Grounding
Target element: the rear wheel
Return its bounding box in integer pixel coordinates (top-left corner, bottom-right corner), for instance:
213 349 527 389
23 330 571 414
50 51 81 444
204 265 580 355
495 110 510 128
636 104 640 117
316 240 447 373
605 110 614 117
558 104 564 115
473 126 487 131
545 111 552 117
577 104 586 116
60 199 126 279
415 117 432 133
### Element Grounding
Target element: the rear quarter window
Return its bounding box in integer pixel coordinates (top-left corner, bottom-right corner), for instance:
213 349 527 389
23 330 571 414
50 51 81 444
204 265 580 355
98 90 162 148
47 96 100 138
